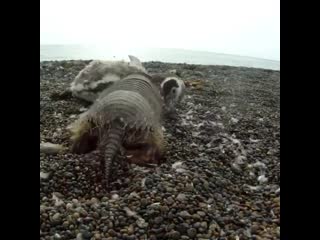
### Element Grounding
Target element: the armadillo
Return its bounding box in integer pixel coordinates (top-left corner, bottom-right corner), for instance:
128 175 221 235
69 73 165 188
70 55 148 103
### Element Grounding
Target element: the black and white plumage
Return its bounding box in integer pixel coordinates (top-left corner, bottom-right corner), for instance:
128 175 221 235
160 76 186 114
70 55 148 103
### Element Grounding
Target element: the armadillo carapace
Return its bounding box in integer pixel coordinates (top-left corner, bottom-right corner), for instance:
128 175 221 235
69 73 165 187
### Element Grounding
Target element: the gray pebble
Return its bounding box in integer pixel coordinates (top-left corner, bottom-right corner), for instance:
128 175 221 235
177 223 189 234
166 230 181 239
40 142 65 155
165 197 174 205
194 222 201 228
192 214 201 220
197 211 206 217
179 210 191 218
176 193 187 202
154 216 163 225
52 213 61 222
187 228 197 238
76 233 83 240
136 217 148 228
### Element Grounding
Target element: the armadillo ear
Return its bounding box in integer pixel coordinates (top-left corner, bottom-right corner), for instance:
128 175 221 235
128 55 147 73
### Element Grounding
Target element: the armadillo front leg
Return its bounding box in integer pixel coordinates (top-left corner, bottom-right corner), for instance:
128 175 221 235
125 127 165 165
69 118 99 154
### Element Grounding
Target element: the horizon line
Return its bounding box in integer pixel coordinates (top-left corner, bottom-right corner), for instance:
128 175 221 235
40 44 280 62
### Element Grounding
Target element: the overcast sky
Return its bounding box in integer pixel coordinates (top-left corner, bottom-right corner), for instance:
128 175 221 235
40 0 280 61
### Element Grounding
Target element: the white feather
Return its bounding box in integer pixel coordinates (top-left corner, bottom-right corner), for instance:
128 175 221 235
172 161 183 169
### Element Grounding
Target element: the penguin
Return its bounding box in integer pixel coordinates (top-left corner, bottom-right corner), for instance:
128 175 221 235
160 75 186 115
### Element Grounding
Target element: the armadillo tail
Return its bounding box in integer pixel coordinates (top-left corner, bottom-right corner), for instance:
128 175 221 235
100 124 124 188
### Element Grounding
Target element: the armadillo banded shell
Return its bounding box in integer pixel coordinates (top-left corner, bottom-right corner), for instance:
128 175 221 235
97 74 162 118
90 90 157 129
85 74 162 136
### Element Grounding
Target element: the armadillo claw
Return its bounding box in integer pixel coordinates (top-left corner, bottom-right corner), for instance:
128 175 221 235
125 144 162 165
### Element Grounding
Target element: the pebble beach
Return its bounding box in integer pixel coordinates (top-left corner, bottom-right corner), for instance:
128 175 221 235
40 60 280 240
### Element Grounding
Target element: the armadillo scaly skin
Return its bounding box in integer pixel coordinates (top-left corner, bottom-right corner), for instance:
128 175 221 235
98 123 124 186
69 73 165 187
